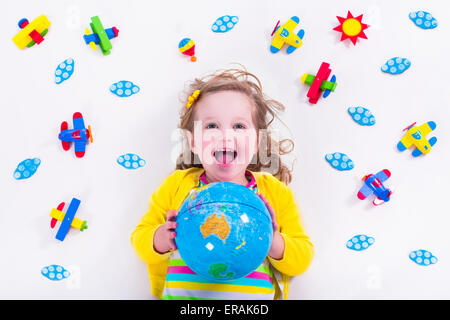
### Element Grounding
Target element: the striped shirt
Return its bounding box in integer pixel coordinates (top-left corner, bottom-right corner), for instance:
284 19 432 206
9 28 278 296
162 171 275 300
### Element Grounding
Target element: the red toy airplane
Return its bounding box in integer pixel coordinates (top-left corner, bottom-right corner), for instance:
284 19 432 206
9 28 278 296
301 62 337 104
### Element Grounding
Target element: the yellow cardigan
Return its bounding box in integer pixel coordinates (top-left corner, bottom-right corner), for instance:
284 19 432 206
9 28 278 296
131 168 314 299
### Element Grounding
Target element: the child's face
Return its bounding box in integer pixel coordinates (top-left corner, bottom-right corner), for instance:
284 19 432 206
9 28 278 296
189 91 259 182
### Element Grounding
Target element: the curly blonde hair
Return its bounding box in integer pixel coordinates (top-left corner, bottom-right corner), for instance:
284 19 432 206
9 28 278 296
175 67 294 184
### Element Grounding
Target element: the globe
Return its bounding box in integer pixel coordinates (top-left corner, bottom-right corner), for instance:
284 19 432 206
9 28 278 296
175 181 273 281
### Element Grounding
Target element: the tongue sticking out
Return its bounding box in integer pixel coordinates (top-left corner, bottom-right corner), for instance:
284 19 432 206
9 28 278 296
215 151 235 164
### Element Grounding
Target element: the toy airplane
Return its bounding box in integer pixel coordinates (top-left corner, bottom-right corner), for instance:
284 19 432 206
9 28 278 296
83 16 119 55
301 62 337 104
58 112 93 158
357 169 392 206
270 16 305 54
12 15 51 49
50 198 87 241
397 121 437 157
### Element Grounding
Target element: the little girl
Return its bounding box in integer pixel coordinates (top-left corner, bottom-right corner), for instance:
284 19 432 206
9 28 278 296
131 68 313 300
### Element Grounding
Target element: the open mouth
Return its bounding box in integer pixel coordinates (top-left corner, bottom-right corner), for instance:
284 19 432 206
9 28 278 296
213 150 237 165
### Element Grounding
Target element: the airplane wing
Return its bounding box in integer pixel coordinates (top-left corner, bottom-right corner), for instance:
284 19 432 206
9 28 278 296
357 183 373 200
283 16 300 32
270 36 285 53
397 135 413 151
417 121 436 137
73 112 86 131
375 169 391 183
50 207 85 230
308 63 331 103
55 198 81 241
60 121 71 150
74 141 86 158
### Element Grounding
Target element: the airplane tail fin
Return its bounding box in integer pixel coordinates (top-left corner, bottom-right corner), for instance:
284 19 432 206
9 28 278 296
112 27 119 38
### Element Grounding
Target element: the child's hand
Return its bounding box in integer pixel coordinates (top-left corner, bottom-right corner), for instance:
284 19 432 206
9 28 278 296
153 210 178 254
258 194 278 232
258 194 285 260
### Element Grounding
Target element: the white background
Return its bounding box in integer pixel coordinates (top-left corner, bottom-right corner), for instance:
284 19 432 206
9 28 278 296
1 0 450 299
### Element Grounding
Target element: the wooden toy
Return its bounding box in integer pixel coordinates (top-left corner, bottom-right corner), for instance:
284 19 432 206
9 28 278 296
83 16 119 55
357 169 392 206
301 62 337 104
333 11 369 45
12 15 51 49
397 121 437 157
50 198 87 241
270 16 305 54
58 112 93 158
178 38 197 62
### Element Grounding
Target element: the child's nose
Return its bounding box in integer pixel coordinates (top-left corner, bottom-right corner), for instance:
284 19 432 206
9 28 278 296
220 130 236 147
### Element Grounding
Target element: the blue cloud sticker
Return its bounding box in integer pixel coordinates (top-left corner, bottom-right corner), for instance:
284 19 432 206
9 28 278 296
325 152 354 171
110 81 140 97
55 59 74 84
348 106 376 126
117 153 146 169
409 250 438 266
13 158 41 180
346 235 375 251
381 57 411 75
41 265 70 281
212 15 239 33
409 11 438 29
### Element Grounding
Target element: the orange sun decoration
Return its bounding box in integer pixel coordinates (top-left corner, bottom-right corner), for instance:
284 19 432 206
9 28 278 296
333 11 369 45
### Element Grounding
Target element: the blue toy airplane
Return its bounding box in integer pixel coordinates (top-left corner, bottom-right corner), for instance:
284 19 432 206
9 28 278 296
357 169 392 206
50 198 87 241
270 16 305 54
58 112 93 158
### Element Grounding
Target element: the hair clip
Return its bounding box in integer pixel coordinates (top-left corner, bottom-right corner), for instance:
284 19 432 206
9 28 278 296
186 89 200 108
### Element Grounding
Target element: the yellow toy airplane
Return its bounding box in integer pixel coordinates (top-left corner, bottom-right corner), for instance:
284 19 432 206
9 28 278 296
270 16 305 54
397 121 437 157
12 15 51 49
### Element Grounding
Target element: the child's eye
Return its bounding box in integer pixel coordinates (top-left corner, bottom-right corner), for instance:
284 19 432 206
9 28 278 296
233 123 246 130
206 123 218 129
